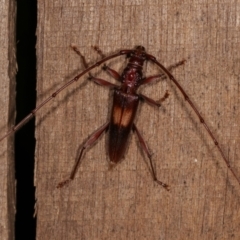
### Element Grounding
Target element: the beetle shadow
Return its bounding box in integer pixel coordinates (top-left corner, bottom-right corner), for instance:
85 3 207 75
35 69 90 128
68 55 144 173
35 46 126 129
164 74 240 195
54 57 127 179
130 103 169 186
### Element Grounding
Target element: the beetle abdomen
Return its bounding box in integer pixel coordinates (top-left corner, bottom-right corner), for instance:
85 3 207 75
109 89 139 163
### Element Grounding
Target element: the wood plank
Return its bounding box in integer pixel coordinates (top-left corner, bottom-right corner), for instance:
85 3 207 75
0 0 17 239
35 1 240 239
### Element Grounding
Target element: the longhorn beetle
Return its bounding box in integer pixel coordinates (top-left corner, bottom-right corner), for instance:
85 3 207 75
1 46 239 190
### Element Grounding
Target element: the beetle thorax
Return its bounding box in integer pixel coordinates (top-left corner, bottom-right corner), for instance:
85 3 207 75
120 66 143 93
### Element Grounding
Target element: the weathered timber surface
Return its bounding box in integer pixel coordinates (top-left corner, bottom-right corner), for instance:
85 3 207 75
0 0 17 240
35 1 240 239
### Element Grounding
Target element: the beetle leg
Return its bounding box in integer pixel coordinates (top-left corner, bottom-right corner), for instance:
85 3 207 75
91 46 121 81
140 90 169 107
88 75 118 88
102 65 121 81
71 44 89 69
71 45 120 87
141 59 186 85
92 45 106 59
57 122 110 188
166 59 186 72
132 124 170 191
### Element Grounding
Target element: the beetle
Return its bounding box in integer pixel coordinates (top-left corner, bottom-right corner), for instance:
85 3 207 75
1 46 239 190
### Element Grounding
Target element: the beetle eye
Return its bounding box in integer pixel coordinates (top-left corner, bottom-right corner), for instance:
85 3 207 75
126 53 132 58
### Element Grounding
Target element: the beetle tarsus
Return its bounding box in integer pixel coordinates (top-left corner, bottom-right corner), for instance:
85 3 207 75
155 90 170 106
57 179 71 188
155 180 170 191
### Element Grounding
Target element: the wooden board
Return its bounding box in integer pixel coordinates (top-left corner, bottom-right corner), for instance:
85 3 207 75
35 1 240 239
0 0 17 239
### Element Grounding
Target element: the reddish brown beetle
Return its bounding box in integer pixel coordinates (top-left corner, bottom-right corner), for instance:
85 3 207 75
1 46 239 190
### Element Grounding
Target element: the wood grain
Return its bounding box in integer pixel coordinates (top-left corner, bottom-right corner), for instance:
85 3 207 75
0 0 17 240
35 1 240 239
